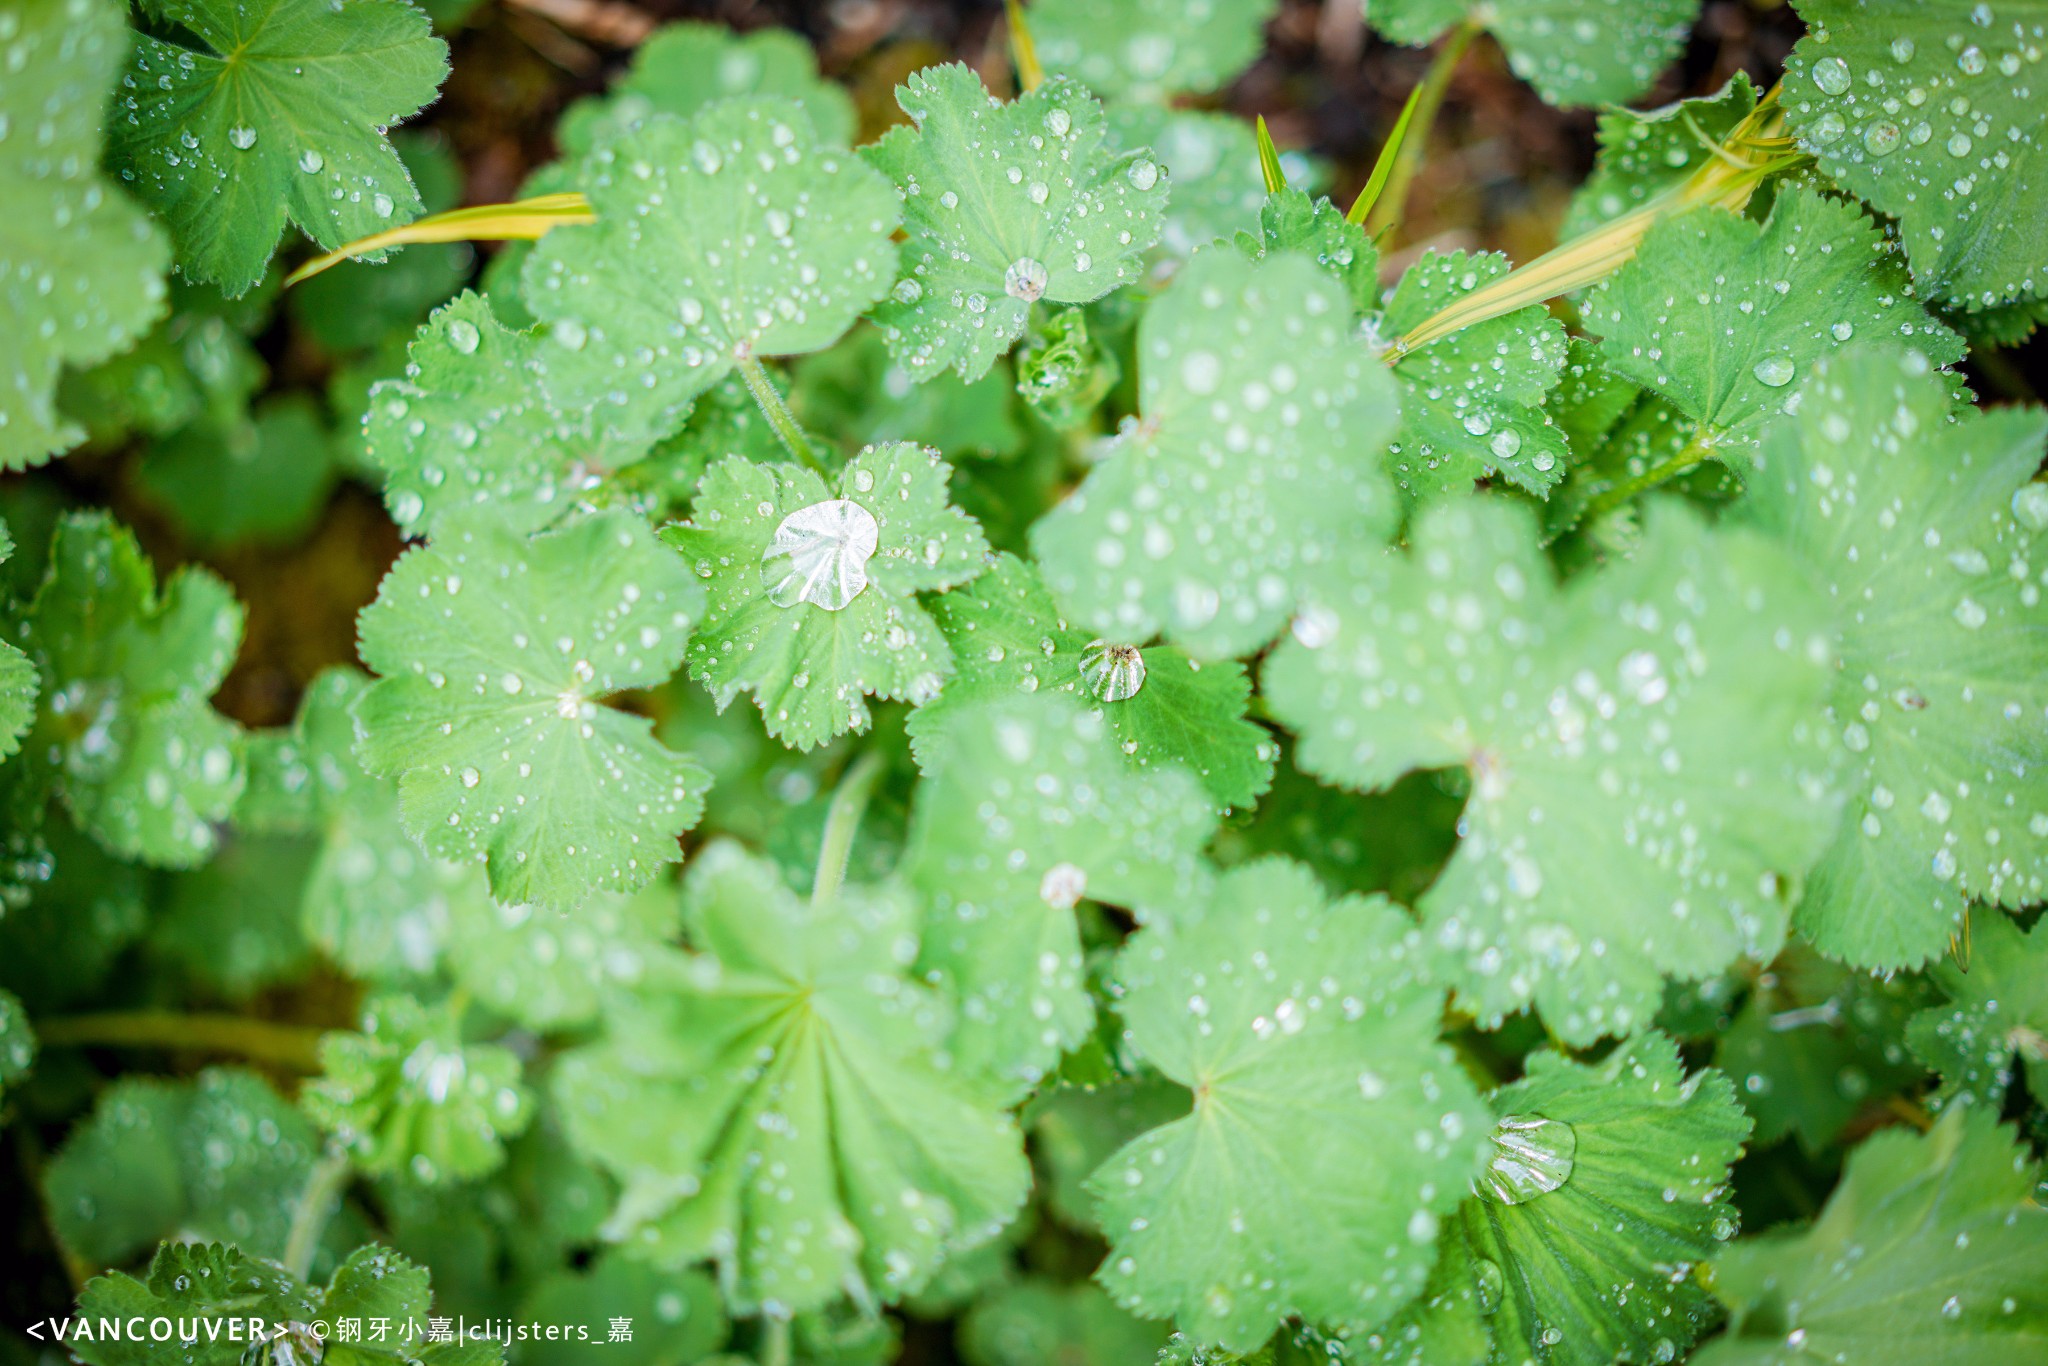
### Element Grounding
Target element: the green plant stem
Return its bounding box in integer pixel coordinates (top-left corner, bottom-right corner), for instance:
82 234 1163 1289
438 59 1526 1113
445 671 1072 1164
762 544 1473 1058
738 354 828 477
37 1010 326 1071
760 1317 792 1366
281 1148 352 1281
1366 18 1479 240
1578 427 1719 526
812 750 885 906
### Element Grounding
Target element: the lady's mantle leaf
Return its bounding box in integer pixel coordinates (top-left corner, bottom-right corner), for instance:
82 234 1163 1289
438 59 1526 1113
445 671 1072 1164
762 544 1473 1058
912 553 1274 809
665 442 988 750
1380 251 1571 501
1562 74 1760 237
1032 247 1400 660
1907 911 2048 1113
1265 496 1840 1045
1585 189 1962 458
354 511 708 910
523 98 899 445
903 693 1219 1100
1 0 170 470
557 20 858 159
108 0 448 296
1107 107 1271 263
16 512 245 866
553 840 1030 1316
1032 0 1277 102
1357 1033 1751 1366
1366 0 1697 107
1736 345 2048 968
1696 1106 2048 1366
305 993 533 1185
365 292 662 538
1088 857 1488 1351
863 65 1169 383
1784 0 2048 309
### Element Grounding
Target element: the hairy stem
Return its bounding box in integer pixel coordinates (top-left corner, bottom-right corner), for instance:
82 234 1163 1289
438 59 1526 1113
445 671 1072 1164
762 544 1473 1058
738 354 828 477
813 750 885 906
1366 19 1479 240
282 1149 352 1281
1578 426 1719 526
37 1010 327 1071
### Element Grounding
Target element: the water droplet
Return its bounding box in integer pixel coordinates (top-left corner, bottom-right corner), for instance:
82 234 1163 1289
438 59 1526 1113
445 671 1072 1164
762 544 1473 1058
373 192 394 218
2009 483 2048 532
1813 56 1852 94
761 499 879 611
1040 861 1087 909
1473 1257 1505 1316
447 319 480 354
298 148 323 173
1753 355 1797 387
1864 120 1902 156
1891 36 1917 63
228 125 256 150
1489 429 1523 460
1810 111 1847 143
1948 132 1974 157
1004 256 1049 302
1044 108 1072 137
459 766 481 788
1079 640 1146 702
1127 158 1160 191
1476 1114 1576 1204
1958 46 1986 75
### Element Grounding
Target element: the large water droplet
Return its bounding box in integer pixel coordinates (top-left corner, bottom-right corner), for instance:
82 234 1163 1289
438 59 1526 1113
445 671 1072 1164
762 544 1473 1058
1127 158 1160 192
1004 256 1049 302
762 499 880 611
2009 482 2048 532
1473 1257 1505 1316
1890 36 1917 63
1477 1114 1576 1204
447 319 480 354
1864 120 1902 157
298 148 323 173
1079 640 1146 702
1753 355 1797 388
228 125 256 150
1813 55 1852 94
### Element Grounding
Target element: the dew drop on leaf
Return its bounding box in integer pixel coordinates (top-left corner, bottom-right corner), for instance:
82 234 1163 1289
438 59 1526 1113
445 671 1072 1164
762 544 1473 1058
761 498 880 611
1078 640 1146 702
227 124 256 150
1477 1114 1577 1204
1752 355 1797 387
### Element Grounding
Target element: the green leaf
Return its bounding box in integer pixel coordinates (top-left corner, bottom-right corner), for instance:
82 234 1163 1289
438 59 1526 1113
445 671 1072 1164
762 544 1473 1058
523 98 899 443
108 0 448 295
1027 1075 1192 1232
135 394 342 549
304 993 534 1184
447 880 682 1031
0 0 171 471
1562 74 1760 237
46 1068 332 1270
863 65 1169 383
1697 1105 2048 1366
1265 496 1841 1045
1585 189 1964 459
364 292 662 538
1907 910 2048 1113
791 325 1024 465
354 510 709 910
1380 250 1571 500
150 832 317 997
0 987 33 1095
1032 247 1400 660
1238 189 1378 311
1735 345 2048 968
1088 857 1488 1351
1713 944 1931 1154
0 811 148 1013
912 553 1274 809
1784 0 2048 309
664 442 989 750
72 1243 319 1366
557 20 858 158
515 1253 729 1366
242 667 473 979
17 512 245 866
57 298 267 451
904 692 1220 1098
1107 107 1271 262
1366 0 1697 106
1356 1033 1751 1366
0 529 34 761
1032 0 1277 102
962 1278 1173 1366
553 839 1031 1315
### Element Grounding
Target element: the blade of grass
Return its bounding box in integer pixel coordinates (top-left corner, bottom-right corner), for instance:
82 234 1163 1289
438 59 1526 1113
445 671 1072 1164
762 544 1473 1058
285 192 595 285
1364 17 1479 239
1006 0 1046 92
1255 116 1288 194
1346 81 1426 226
